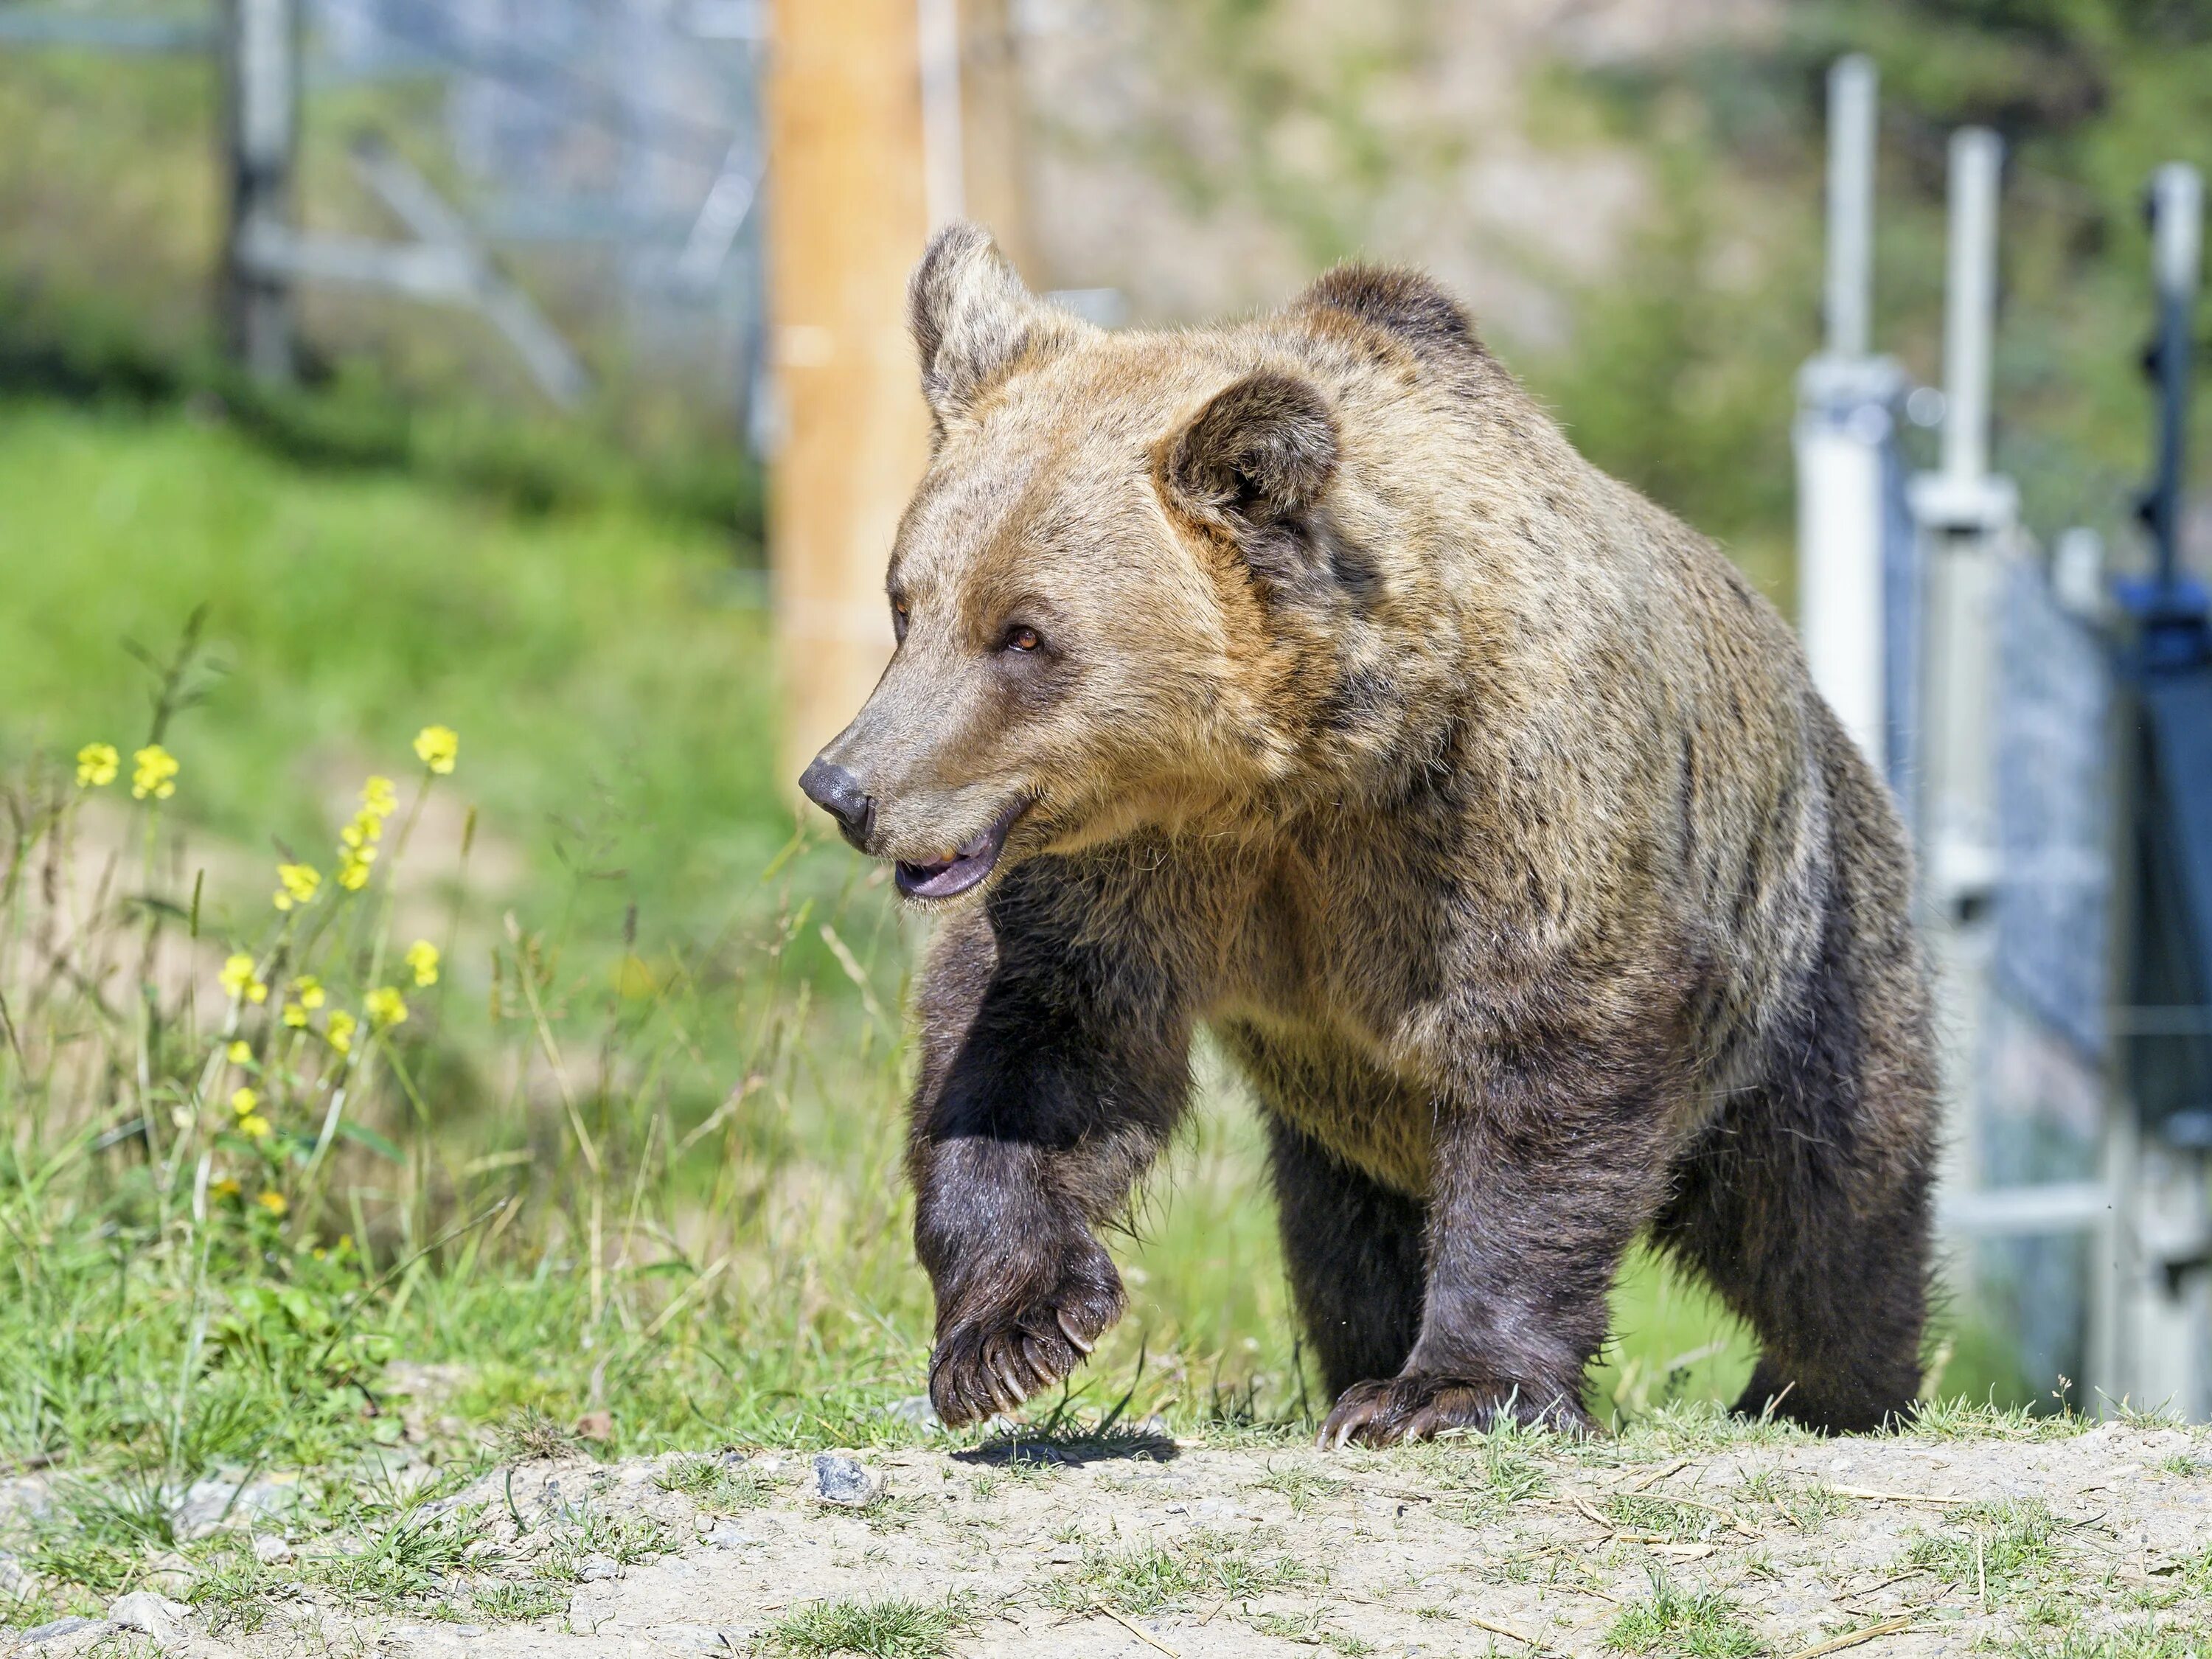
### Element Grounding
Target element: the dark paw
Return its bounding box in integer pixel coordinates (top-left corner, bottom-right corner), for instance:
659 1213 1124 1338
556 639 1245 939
1318 1371 1595 1448
928 1257 1125 1429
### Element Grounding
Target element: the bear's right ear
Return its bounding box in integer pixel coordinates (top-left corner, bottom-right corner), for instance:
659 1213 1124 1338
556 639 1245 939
908 222 1085 428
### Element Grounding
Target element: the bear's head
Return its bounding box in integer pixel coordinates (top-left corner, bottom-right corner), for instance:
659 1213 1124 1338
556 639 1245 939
799 223 1478 902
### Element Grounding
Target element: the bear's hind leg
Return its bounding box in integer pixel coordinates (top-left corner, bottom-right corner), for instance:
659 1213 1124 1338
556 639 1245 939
1658 905 1937 1434
1263 1114 1427 1399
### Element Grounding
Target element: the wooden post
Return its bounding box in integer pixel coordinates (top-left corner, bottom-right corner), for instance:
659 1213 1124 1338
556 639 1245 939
220 0 299 383
766 0 934 789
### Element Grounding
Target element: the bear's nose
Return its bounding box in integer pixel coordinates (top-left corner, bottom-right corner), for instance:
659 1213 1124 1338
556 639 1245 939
799 757 876 850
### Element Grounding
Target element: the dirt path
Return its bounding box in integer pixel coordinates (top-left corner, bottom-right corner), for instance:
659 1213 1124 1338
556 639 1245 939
13 1419 2210 1658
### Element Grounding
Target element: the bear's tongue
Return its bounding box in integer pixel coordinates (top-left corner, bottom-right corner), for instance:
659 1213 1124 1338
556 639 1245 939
896 822 1003 900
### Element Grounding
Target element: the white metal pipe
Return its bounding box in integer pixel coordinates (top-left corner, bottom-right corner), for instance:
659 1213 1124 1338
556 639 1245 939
1941 128 2003 485
2152 162 2204 301
1824 55 1877 361
1795 410 1888 764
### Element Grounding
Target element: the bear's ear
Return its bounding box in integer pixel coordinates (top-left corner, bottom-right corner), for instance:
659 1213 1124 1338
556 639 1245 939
1294 263 1483 361
908 222 1085 425
1164 370 1339 549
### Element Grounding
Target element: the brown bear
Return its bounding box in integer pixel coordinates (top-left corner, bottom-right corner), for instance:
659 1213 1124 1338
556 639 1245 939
799 223 1938 1444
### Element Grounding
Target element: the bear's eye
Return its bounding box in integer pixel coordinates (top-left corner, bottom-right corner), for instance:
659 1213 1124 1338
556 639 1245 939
1001 624 1042 654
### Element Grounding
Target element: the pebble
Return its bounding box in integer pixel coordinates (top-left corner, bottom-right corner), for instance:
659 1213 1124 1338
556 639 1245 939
21 1618 105 1646
812 1453 882 1507
576 1554 622 1582
108 1590 192 1644
253 1534 295 1565
883 1395 942 1430
0 1549 37 1599
700 1520 761 1550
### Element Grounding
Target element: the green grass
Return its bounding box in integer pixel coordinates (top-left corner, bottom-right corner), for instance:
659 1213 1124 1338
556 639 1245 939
0 401 783 940
1604 1568 1765 1657
1905 1498 2066 1605
765 1595 979 1658
1046 1527 1315 1615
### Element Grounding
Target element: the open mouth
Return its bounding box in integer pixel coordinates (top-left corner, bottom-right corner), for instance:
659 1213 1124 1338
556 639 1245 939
895 802 1028 900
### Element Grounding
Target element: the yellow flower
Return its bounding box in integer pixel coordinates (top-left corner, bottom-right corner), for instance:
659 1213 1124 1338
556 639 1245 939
231 1087 258 1116
131 744 180 801
365 987 408 1029
336 842 376 891
273 862 321 912
326 1011 357 1054
413 725 459 775
211 1177 241 1200
294 975 325 1010
282 1001 308 1029
238 1114 272 1140
405 940 441 988
227 1040 252 1065
255 1190 287 1216
75 742 119 789
219 954 268 1004
361 774 398 818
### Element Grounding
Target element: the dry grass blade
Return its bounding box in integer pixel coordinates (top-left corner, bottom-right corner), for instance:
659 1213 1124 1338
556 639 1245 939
1093 1601 1181 1656
1829 1486 1970 1506
1777 1614 1916 1659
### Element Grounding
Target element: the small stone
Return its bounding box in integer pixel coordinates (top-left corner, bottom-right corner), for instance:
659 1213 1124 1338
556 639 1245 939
0 1548 38 1598
812 1453 882 1507
22 1617 103 1646
884 1395 942 1430
576 1554 621 1582
252 1534 294 1565
700 1520 759 1550
108 1590 192 1645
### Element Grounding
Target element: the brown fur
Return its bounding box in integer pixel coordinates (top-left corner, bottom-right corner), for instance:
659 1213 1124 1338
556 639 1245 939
802 225 1939 1444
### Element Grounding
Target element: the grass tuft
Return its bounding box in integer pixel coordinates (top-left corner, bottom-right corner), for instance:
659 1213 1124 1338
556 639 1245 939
1603 1568 1764 1657
764 1594 978 1658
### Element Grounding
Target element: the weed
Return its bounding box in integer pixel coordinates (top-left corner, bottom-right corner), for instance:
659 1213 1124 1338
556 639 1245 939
1253 1463 1347 1514
1905 1498 2063 1603
1048 1526 1313 1615
764 1594 977 1658
499 1409 577 1464
473 1580 570 1621
1605 1493 1723 1543
653 1454 773 1512
1248 1608 1374 1653
1604 1568 1764 1657
303 1503 487 1609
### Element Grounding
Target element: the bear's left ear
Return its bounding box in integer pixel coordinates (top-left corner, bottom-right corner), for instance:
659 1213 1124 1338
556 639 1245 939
909 222 1088 428
1164 370 1339 554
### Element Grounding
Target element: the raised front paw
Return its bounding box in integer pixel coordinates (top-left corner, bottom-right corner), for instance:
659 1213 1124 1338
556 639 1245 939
928 1252 1126 1429
1318 1371 1596 1448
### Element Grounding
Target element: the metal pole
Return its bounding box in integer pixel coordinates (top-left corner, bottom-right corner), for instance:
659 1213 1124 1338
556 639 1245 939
2148 164 2202 598
1795 54 1898 773
1823 55 1877 361
1940 128 2003 490
1912 126 2017 1268
221 0 299 384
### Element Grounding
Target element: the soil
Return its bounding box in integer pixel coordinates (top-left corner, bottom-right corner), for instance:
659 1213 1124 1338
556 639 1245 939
12 1418 2208 1658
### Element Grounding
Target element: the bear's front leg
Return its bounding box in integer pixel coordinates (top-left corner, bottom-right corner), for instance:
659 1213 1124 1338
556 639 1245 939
907 900 1192 1428
1319 1061 1672 1447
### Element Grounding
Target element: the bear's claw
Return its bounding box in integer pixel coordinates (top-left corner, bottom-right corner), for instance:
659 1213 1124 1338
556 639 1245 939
1318 1372 1596 1448
927 1262 1124 1427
